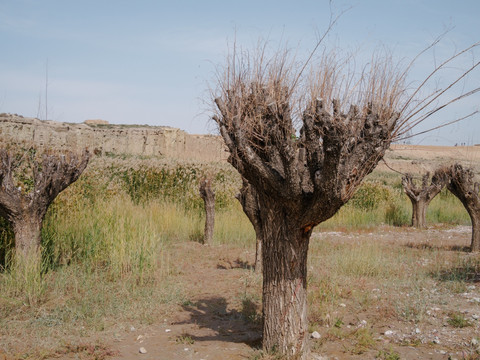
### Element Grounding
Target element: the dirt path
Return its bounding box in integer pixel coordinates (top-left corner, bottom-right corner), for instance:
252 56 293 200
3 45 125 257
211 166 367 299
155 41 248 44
110 243 262 360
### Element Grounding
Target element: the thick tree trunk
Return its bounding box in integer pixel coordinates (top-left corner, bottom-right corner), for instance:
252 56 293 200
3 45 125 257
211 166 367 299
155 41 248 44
411 199 428 229
12 214 43 256
261 202 310 358
199 179 215 245
472 215 480 252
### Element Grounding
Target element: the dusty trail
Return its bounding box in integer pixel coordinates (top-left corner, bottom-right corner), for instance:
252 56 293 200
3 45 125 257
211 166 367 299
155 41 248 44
110 242 261 360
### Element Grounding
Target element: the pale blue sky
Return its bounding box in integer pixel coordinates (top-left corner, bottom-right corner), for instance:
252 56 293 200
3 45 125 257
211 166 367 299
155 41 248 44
0 0 479 145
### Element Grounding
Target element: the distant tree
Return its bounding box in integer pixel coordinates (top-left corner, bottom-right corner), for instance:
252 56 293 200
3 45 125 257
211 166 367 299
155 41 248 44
402 170 448 228
212 36 479 358
444 164 480 252
0 147 89 257
199 177 215 245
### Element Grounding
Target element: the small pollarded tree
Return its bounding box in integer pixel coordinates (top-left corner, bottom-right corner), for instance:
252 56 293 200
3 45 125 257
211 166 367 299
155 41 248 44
211 39 479 357
402 170 448 228
445 164 480 252
0 147 89 257
236 178 263 272
199 177 215 245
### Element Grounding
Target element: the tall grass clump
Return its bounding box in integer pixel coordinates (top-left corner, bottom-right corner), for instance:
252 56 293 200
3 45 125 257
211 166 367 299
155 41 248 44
427 188 471 225
214 202 256 246
384 201 410 227
1 249 46 306
42 194 171 284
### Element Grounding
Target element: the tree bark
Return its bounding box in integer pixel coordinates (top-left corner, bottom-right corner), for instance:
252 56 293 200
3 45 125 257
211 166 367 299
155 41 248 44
199 178 215 245
12 213 43 256
410 199 428 229
254 234 262 273
260 200 310 358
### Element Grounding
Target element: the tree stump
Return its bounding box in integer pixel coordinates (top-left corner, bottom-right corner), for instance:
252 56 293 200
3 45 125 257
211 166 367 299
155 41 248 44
199 178 215 245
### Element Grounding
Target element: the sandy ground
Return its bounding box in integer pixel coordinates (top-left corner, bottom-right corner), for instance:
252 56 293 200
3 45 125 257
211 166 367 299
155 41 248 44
98 226 479 360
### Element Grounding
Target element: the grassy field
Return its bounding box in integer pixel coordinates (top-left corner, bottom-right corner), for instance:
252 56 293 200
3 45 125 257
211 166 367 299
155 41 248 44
0 154 478 359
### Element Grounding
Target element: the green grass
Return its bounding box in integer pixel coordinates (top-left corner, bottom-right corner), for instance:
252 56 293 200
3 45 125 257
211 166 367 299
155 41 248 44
319 174 469 230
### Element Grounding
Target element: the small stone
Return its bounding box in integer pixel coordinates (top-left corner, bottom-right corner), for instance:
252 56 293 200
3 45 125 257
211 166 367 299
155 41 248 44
439 350 447 355
339 303 346 307
472 314 479 320
311 331 321 339
472 338 479 346
384 330 394 336
415 327 421 334
165 329 172 332
139 347 147 354
433 337 441 344
130 326 136 332
358 320 367 328
184 347 189 351
136 335 144 341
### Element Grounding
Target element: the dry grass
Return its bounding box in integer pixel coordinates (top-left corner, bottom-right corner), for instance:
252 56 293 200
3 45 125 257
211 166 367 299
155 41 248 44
0 156 478 359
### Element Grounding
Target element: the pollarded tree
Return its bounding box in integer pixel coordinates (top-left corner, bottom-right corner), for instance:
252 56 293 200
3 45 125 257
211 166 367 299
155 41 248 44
212 38 479 358
402 170 448 228
445 164 480 252
0 147 89 256
236 178 263 272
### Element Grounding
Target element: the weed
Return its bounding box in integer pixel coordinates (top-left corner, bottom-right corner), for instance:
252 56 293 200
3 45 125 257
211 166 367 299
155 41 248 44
447 312 472 328
334 318 344 328
351 327 376 354
175 333 195 345
377 346 401 360
241 296 261 324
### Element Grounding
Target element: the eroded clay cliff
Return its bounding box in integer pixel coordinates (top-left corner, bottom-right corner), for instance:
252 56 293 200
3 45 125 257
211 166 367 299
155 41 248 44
0 113 227 162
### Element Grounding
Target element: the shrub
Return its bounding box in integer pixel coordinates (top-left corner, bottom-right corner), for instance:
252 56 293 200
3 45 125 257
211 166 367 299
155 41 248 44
385 202 409 227
350 182 392 210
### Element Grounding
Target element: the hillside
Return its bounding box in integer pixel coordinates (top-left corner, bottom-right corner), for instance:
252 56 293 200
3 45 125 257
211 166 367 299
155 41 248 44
1 113 479 174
